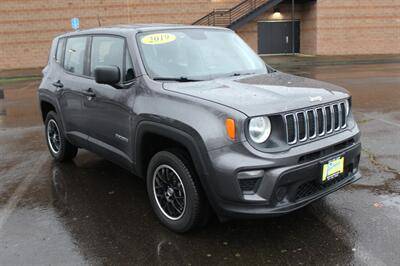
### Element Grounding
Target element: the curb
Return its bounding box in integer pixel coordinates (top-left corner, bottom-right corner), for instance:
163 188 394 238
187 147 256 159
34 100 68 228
261 55 400 67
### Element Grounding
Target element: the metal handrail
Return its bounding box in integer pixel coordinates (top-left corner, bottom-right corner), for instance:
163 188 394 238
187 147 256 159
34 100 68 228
193 0 268 27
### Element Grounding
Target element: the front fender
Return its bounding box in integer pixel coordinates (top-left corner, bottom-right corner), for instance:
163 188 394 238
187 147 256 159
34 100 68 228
133 119 228 216
134 120 210 179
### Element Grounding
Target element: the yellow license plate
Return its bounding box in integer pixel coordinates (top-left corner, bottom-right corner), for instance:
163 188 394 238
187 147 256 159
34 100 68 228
322 157 344 182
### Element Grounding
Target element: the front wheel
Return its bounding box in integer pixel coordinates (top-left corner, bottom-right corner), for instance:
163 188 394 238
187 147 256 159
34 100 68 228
45 111 78 161
146 150 209 233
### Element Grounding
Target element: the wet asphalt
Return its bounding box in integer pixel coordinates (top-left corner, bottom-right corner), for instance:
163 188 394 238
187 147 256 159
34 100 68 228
0 63 399 265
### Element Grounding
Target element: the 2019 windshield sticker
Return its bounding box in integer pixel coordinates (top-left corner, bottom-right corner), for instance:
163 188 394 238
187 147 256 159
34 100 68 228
141 33 176 45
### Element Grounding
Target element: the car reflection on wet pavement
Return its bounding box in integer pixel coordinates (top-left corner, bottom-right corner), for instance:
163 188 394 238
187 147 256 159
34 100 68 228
0 63 399 265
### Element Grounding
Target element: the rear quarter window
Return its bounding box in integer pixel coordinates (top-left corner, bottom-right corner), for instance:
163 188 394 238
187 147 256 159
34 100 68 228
55 38 65 64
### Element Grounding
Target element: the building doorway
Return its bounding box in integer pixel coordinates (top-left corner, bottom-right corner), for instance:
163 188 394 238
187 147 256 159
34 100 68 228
258 20 300 54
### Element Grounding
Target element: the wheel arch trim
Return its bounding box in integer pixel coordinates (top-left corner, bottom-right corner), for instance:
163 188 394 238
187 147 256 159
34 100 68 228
134 120 211 179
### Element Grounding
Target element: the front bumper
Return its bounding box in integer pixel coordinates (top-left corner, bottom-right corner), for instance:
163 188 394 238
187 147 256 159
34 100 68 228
205 129 361 220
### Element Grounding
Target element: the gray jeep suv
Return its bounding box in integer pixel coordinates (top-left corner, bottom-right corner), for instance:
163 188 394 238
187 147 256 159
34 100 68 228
38 25 361 232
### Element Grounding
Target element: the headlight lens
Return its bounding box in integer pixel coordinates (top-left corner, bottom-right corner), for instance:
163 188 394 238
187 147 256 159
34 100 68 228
344 99 350 116
248 116 271 143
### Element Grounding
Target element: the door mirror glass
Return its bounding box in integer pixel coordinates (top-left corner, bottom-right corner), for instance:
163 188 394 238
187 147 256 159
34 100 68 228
94 66 120 86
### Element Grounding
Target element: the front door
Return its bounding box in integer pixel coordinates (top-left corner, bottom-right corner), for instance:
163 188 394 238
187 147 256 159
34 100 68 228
82 35 136 169
258 20 300 54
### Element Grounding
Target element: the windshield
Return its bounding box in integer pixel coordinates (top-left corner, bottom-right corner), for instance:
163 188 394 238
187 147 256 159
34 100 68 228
136 29 268 81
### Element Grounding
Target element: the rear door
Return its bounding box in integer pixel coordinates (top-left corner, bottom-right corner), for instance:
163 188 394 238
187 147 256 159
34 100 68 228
82 35 136 169
57 36 92 146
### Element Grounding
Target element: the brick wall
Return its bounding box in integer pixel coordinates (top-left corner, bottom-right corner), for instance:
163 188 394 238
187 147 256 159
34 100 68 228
1 0 399 70
0 0 238 70
315 0 400 55
235 0 399 55
299 1 317 55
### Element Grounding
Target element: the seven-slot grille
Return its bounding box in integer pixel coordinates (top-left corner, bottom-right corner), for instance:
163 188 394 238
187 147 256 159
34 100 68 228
284 102 348 145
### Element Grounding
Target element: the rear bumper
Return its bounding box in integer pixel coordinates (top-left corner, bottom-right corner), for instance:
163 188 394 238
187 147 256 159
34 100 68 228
205 130 361 220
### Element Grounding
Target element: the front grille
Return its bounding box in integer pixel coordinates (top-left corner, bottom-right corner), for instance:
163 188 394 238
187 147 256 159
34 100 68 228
286 115 296 143
333 105 339 129
284 101 348 145
307 110 316 138
297 112 306 141
316 108 324 135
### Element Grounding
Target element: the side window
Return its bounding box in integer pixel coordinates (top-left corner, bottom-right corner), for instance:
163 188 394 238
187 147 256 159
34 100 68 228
64 37 87 75
90 36 124 78
55 38 65 64
125 48 135 82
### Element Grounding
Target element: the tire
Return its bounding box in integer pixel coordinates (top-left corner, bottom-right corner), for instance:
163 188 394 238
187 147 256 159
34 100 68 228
146 150 209 233
45 111 78 161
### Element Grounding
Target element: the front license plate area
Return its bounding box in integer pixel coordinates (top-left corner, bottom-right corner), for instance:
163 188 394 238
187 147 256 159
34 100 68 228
321 156 344 182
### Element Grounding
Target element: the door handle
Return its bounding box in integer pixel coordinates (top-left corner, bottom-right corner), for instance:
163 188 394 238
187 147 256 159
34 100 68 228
52 80 64 88
83 88 96 97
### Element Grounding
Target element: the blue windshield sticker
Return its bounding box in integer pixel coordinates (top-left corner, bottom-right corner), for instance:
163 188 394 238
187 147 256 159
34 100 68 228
71 18 80 30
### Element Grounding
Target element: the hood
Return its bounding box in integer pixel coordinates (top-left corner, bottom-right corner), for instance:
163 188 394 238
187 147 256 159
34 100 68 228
163 72 350 117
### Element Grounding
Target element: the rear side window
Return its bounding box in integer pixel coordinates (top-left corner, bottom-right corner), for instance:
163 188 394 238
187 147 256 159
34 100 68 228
55 38 65 64
90 36 124 78
64 37 87 75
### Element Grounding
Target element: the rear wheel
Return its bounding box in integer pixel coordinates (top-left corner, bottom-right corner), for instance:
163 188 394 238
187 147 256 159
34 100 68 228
146 150 209 233
45 111 78 161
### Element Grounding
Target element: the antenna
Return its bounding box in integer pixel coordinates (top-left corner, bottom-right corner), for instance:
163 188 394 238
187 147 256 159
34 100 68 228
97 14 102 26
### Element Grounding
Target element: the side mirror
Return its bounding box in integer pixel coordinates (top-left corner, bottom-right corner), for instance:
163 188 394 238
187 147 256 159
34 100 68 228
94 66 120 87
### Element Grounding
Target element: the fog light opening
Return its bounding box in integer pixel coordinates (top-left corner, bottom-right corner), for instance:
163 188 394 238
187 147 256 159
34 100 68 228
276 187 287 202
237 170 264 194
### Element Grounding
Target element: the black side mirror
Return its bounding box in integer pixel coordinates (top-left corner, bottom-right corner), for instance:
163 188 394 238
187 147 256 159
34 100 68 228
94 66 120 87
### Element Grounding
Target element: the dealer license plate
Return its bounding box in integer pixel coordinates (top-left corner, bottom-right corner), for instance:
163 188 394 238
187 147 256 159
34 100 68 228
322 157 344 182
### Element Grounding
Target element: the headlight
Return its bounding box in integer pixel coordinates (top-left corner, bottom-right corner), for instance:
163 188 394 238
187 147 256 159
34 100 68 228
248 116 271 144
344 99 350 116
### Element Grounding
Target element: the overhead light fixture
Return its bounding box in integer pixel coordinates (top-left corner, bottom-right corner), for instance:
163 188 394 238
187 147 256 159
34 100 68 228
272 7 282 19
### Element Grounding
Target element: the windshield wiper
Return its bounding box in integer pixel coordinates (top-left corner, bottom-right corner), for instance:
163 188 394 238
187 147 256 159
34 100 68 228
228 72 256 77
153 77 204 82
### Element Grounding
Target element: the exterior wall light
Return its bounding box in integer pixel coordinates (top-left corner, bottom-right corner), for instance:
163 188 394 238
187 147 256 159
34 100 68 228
272 7 283 19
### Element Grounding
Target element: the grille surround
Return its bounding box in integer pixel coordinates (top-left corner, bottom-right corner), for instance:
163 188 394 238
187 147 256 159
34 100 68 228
284 101 348 145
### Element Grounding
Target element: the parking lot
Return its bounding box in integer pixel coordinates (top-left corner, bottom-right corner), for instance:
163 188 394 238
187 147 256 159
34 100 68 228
0 62 399 265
